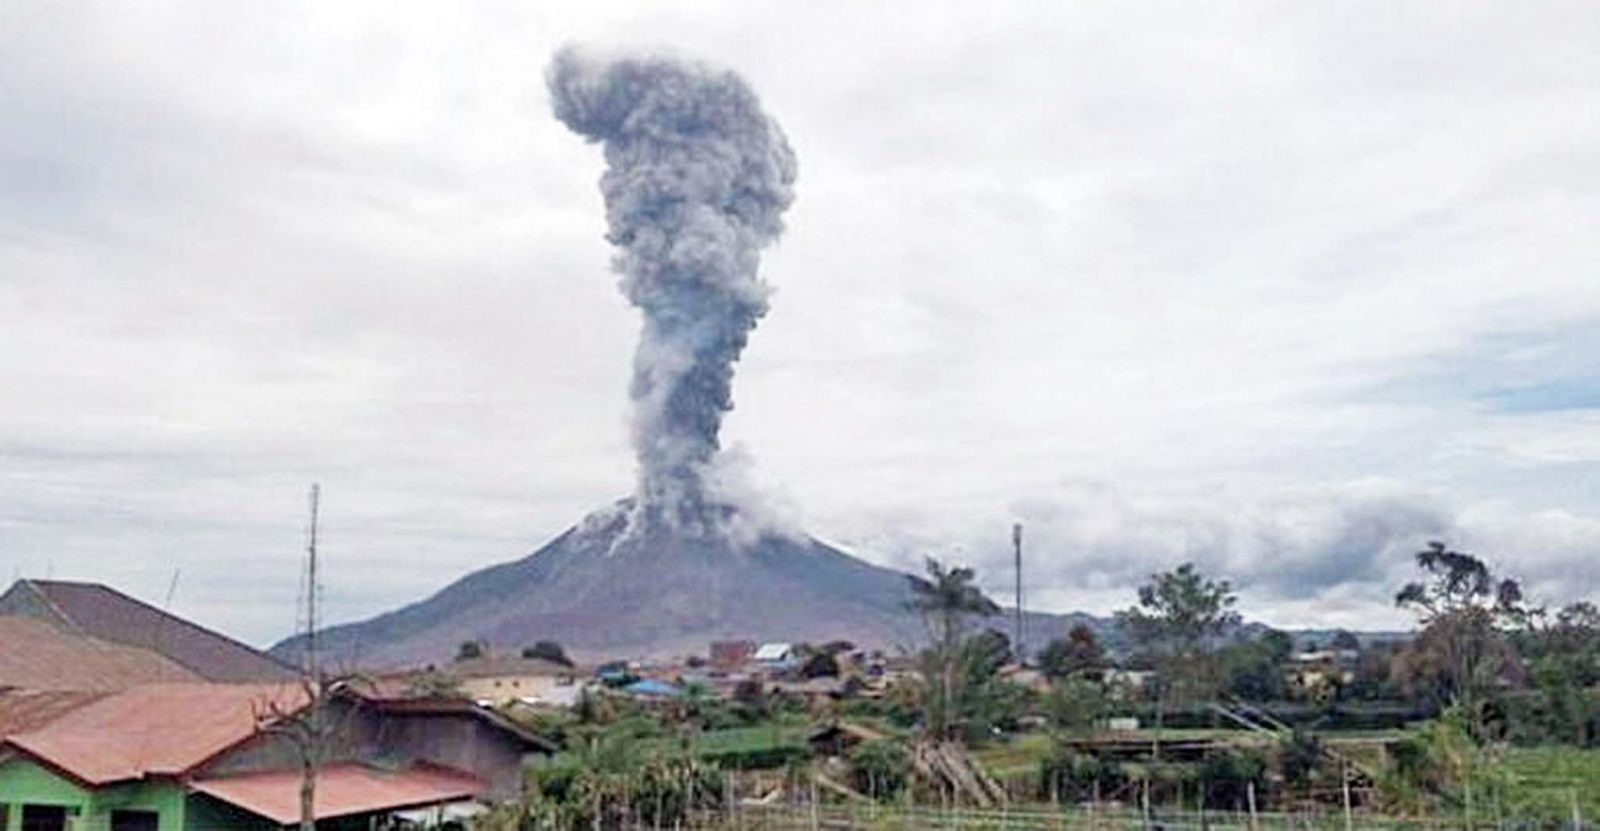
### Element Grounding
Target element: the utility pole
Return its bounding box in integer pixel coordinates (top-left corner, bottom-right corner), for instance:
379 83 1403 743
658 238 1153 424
258 484 331 831
1012 523 1024 664
306 483 320 683
301 483 322 831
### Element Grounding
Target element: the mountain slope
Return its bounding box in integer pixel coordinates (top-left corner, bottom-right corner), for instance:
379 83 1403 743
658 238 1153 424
274 505 943 667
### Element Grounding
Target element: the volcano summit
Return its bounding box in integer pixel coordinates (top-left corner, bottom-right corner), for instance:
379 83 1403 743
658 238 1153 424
272 50 946 665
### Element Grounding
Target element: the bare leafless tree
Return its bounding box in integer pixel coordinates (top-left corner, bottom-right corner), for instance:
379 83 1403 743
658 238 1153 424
251 673 366 831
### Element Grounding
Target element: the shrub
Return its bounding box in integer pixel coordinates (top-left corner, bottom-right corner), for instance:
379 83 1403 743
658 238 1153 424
1276 730 1324 796
1198 749 1267 810
1038 745 1124 803
848 739 911 801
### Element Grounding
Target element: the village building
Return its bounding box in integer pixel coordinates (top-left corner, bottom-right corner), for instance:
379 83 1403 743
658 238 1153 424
0 682 554 831
1104 668 1157 698
0 617 199 692
707 640 756 671
751 643 796 672
1287 649 1360 695
0 581 294 683
435 656 578 708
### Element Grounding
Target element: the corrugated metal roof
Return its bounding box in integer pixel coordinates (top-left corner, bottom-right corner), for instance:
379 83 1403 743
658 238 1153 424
0 580 295 683
753 643 793 661
0 690 106 738
3 683 308 785
623 679 680 698
0 616 201 691
191 763 485 825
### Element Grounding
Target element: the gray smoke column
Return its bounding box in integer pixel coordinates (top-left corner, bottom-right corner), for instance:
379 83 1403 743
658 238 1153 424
547 47 798 538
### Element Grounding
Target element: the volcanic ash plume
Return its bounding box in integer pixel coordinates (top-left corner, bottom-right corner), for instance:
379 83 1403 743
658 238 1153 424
547 47 798 539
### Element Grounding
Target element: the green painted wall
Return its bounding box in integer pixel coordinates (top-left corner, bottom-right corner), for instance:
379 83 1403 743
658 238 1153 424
183 794 276 831
0 759 187 831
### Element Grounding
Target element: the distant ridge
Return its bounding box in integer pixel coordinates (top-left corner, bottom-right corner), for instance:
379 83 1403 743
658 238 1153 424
268 505 1411 667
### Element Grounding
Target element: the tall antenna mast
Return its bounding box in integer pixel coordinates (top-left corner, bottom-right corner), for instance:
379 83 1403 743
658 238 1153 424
1013 522 1024 664
305 483 321 683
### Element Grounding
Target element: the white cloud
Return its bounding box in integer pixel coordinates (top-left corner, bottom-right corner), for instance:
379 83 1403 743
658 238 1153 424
2 1 1598 644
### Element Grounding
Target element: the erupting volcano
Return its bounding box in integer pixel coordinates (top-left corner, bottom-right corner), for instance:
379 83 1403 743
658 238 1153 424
271 48 945 665
547 44 798 544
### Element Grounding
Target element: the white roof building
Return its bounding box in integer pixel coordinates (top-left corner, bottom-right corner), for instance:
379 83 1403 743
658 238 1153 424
753 642 794 662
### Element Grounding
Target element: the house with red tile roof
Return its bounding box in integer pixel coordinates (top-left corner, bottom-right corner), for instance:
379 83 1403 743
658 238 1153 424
0 682 553 831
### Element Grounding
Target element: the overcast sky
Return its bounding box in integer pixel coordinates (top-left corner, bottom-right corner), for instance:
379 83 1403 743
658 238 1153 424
3 2 1598 647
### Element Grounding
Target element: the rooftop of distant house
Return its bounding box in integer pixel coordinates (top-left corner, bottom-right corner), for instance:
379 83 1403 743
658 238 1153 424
0 579 295 683
0 615 201 692
753 642 794 661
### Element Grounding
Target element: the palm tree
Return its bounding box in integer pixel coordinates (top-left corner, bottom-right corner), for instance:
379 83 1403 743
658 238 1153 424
906 557 1000 740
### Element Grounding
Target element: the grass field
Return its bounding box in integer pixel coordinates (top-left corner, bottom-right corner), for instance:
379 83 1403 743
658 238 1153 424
971 728 1600 824
1500 745 1599 821
972 728 1287 780
632 723 812 766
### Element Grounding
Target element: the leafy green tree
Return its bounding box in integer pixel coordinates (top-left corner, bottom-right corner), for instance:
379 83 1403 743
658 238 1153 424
1259 628 1294 662
1220 630 1292 702
1511 601 1600 745
1116 562 1241 736
1039 745 1124 803
954 629 1028 741
522 640 574 667
1276 730 1326 798
1374 706 1512 815
1346 644 1401 702
1199 749 1268 810
800 650 841 679
1038 623 1106 681
848 739 911 800
1044 675 1107 733
1393 541 1526 736
906 557 1001 740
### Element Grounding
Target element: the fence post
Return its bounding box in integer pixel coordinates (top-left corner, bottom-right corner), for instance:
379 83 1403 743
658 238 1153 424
1246 780 1258 831
1343 760 1354 831
1466 768 1475 831
809 774 819 831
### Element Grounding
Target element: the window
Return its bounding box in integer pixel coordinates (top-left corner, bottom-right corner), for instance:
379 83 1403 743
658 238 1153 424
22 805 68 831
110 811 158 831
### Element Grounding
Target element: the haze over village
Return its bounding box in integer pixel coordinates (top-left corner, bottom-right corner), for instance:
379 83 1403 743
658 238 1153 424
2 3 1599 829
